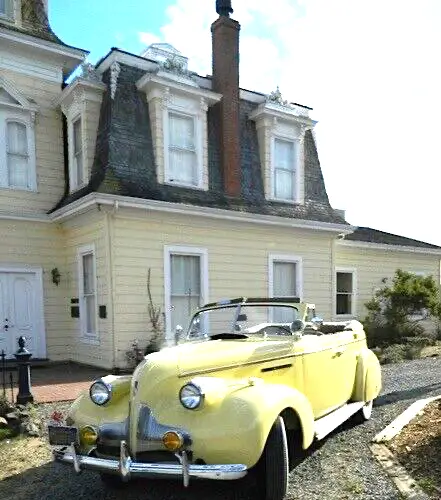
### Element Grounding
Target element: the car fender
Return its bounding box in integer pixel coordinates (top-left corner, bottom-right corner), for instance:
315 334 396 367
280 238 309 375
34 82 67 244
351 349 382 402
215 382 315 465
67 375 132 428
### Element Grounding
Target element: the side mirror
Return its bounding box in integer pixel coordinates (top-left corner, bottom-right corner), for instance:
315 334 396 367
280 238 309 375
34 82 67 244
290 319 305 340
175 325 184 343
311 316 324 328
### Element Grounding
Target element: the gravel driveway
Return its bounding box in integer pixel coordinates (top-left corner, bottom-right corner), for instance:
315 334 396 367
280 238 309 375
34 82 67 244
1 357 440 500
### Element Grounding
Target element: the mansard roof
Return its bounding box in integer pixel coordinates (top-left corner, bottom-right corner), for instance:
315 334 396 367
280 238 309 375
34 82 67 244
51 62 346 226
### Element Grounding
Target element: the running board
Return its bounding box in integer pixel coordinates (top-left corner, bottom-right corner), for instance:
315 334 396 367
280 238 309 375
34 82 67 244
314 402 364 440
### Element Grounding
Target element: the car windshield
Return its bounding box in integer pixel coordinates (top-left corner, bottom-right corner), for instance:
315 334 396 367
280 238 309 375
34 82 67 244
186 304 300 340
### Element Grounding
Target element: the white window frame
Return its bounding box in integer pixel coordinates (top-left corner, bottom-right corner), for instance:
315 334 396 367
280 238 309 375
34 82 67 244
0 101 37 192
163 108 204 189
77 244 99 344
164 245 208 342
268 254 303 299
335 267 357 318
271 136 300 203
68 114 86 192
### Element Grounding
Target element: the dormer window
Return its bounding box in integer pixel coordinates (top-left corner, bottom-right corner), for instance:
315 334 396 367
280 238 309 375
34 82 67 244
72 117 84 188
250 90 317 205
57 73 106 193
273 137 298 201
167 112 198 186
137 54 221 191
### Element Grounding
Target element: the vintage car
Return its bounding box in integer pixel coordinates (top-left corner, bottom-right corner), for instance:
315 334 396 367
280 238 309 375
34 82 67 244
48 297 381 500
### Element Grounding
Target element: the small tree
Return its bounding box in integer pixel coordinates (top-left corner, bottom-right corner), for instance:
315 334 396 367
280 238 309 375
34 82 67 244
364 269 441 347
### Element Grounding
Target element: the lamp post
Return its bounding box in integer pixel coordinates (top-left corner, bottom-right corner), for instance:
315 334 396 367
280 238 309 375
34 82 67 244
14 336 34 405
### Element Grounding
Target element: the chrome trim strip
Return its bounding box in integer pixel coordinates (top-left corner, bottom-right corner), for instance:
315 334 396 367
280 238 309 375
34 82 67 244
179 338 364 377
53 447 247 481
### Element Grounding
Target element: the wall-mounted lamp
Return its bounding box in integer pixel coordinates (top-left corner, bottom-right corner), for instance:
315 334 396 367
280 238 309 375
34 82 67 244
51 268 61 286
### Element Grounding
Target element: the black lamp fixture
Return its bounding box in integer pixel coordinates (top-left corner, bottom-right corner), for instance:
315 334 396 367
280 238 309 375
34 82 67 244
51 267 61 286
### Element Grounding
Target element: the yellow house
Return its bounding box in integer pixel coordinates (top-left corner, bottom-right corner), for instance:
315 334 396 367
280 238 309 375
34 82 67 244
0 1 439 369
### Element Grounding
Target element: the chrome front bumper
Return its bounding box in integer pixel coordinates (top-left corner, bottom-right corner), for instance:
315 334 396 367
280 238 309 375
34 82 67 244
53 441 248 486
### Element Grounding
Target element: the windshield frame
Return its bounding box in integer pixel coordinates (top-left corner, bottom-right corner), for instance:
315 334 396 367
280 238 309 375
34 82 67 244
185 301 302 341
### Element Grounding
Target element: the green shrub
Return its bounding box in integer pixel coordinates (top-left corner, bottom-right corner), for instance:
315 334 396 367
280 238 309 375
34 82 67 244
377 343 423 364
364 270 441 348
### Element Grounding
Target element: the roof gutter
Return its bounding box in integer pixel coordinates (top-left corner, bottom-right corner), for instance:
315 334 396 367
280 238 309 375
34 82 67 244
50 192 354 234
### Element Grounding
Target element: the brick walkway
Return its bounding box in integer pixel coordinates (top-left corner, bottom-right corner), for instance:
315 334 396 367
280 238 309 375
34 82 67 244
3 363 109 404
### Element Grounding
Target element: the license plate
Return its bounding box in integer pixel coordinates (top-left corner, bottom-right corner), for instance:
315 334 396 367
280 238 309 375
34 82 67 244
48 425 78 446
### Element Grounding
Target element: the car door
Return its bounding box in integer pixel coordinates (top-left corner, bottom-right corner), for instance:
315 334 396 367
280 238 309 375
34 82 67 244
301 330 357 419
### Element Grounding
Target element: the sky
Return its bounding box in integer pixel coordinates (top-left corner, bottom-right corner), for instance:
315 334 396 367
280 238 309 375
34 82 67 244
50 0 441 246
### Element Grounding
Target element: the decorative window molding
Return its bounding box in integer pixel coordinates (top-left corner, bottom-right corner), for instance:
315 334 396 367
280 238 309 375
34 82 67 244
250 101 317 204
137 73 221 191
0 76 37 191
335 267 357 317
77 243 99 343
57 76 106 192
164 245 209 343
268 254 303 299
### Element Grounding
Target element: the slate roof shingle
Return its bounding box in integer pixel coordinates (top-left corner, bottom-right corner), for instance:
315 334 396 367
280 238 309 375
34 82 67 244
344 227 441 249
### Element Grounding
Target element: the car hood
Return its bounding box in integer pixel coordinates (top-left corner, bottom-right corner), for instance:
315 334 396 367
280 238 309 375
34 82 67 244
177 337 294 377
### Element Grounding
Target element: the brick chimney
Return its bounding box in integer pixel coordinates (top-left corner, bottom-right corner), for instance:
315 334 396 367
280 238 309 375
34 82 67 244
211 1 241 197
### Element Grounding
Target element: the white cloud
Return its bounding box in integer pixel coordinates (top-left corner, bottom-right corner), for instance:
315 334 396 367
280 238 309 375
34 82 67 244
139 32 161 47
139 0 441 245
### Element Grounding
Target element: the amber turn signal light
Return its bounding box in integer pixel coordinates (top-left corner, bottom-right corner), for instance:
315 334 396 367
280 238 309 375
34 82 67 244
80 426 98 446
162 431 184 451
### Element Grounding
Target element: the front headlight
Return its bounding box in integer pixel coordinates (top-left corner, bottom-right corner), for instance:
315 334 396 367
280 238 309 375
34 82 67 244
179 382 204 409
90 380 111 406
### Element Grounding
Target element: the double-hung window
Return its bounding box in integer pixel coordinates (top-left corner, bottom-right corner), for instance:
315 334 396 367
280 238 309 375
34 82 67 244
71 117 84 189
6 120 29 189
269 255 303 322
273 138 297 201
0 80 36 191
78 245 97 341
336 270 356 316
167 112 197 186
164 246 208 343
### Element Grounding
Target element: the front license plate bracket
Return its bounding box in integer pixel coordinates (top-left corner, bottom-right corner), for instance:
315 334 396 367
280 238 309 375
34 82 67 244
48 425 79 446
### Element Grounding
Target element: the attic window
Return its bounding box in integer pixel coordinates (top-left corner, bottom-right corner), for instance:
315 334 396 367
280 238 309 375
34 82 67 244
167 112 198 186
69 116 85 190
273 138 298 201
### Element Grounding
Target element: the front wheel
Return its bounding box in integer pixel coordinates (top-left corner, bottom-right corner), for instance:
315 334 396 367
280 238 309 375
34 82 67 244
258 416 289 500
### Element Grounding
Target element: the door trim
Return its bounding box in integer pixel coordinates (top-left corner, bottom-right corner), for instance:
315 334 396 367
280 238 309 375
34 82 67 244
0 266 46 358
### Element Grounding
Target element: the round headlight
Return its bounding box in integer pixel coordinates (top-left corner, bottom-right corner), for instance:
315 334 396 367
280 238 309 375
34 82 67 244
179 383 204 410
90 380 111 406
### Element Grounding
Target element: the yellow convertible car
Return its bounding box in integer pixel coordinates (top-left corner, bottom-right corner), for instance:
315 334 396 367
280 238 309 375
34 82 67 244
48 297 381 500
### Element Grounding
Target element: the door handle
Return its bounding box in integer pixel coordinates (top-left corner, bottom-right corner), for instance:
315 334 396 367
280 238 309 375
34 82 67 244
333 348 346 357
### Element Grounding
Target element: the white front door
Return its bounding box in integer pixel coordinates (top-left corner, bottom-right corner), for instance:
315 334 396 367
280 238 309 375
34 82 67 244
0 272 42 358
